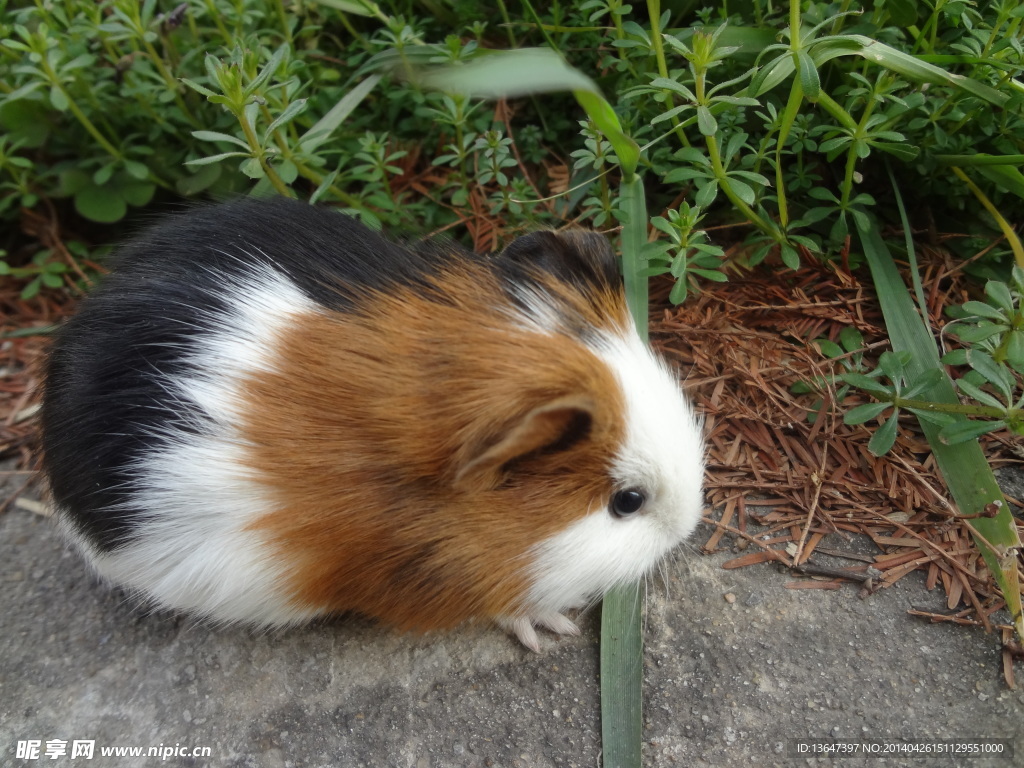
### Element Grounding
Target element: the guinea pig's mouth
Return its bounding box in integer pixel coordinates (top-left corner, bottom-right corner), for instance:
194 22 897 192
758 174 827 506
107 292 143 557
520 503 694 619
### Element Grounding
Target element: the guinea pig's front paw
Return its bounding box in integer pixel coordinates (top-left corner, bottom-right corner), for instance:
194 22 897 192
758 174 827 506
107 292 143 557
498 611 581 653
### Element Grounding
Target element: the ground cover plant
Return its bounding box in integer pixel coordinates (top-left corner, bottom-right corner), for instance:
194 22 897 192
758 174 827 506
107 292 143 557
2 0 1023 760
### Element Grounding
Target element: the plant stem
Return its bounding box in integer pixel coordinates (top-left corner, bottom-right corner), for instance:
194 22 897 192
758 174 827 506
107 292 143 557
773 78 804 228
42 70 123 162
620 172 649 342
705 134 776 235
839 83 880 209
495 0 518 46
891 396 1012 419
274 0 294 46
234 106 293 197
648 0 690 148
813 90 858 132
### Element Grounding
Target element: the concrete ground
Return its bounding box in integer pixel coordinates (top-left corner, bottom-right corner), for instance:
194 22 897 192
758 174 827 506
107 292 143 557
2 466 1023 768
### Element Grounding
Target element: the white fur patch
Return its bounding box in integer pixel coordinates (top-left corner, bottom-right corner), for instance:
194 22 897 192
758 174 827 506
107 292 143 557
507 283 565 336
82 263 320 626
523 322 705 615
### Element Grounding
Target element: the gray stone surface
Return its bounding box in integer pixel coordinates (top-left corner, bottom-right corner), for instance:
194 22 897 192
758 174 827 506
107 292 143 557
2 472 1023 767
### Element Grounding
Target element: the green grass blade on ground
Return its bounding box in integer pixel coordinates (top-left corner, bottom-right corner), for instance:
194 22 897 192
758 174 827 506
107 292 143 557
855 214 1024 642
600 583 643 768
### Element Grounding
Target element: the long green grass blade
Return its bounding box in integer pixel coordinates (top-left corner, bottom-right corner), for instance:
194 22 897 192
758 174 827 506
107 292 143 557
855 214 1023 640
599 171 648 768
619 173 649 342
600 583 643 768
298 74 381 152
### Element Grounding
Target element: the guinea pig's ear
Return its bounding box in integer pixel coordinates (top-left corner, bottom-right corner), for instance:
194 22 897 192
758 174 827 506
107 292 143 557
499 230 620 289
454 395 594 493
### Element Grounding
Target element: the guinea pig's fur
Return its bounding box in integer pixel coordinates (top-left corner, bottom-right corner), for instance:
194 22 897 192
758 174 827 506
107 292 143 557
41 197 704 651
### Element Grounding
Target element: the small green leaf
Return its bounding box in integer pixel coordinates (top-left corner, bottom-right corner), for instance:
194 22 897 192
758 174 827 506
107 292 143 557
691 268 728 282
886 0 920 26
960 300 1007 322
940 349 969 366
696 105 717 136
49 85 69 112
695 180 719 208
1006 332 1024 373
954 323 1005 343
92 164 115 186
984 280 1014 314
118 180 155 208
965 350 1014 398
976 164 1024 202
839 326 864 352
275 159 299 184
840 372 893 396
309 169 340 204
41 271 63 288
726 177 756 206
264 99 309 140
240 157 264 178
900 369 946 400
21 277 42 300
192 130 250 149
124 160 150 180
815 339 844 359
673 147 711 166
74 185 126 223
179 78 217 98
868 412 900 456
844 401 892 425
795 50 820 99
873 142 919 162
668 278 689 305
878 350 908 383
185 151 250 166
779 243 800 270
938 419 1006 446
176 163 223 196
907 408 956 427
955 378 1005 410
247 44 289 96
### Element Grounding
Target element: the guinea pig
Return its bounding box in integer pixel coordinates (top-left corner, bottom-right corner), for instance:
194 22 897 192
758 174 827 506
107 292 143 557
40 196 704 651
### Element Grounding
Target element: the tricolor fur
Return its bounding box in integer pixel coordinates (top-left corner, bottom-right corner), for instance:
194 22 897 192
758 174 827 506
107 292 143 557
42 197 704 649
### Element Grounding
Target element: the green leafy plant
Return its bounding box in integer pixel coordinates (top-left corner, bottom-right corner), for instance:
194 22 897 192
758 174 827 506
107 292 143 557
647 202 727 305
792 325 869 419
0 248 69 300
843 267 1024 452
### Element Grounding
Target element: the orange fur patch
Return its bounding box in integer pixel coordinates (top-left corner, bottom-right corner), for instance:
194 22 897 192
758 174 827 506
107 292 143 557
242 259 629 631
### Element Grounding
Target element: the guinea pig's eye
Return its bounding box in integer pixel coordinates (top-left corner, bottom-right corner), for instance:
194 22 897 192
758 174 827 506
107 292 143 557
610 488 646 518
